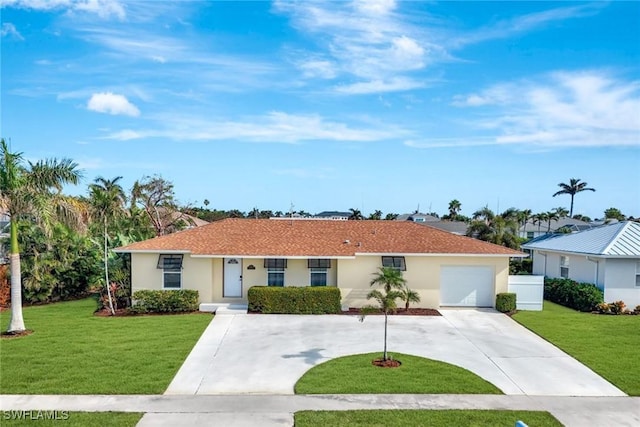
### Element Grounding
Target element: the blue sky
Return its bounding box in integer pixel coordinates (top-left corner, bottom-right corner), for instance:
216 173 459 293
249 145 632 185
1 0 639 219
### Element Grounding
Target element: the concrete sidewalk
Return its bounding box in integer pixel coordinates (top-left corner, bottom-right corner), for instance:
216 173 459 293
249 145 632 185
1 394 638 427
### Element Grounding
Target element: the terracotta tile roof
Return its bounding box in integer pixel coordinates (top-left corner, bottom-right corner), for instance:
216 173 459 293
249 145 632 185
116 218 524 257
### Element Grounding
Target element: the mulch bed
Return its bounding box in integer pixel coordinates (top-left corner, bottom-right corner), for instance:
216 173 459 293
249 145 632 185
1 329 34 339
342 308 441 316
372 358 402 368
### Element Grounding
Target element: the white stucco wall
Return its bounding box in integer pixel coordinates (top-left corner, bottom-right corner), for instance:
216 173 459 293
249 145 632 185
603 258 640 307
131 252 511 309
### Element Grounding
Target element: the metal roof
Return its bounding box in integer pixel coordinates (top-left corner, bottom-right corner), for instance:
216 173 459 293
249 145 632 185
522 221 640 257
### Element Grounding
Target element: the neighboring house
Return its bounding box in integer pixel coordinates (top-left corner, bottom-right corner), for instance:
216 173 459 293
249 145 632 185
116 218 524 310
424 221 469 236
520 218 592 240
314 211 351 220
395 213 440 223
522 221 640 307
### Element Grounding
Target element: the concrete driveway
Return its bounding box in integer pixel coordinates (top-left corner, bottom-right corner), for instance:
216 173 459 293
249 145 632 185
165 309 625 397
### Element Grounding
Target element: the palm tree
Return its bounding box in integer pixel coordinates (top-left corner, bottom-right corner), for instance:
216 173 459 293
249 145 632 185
553 178 596 217
467 208 520 249
359 267 407 361
448 199 462 220
89 176 127 315
552 207 569 218
533 212 547 232
0 139 82 333
368 210 383 220
545 210 559 232
348 208 363 220
399 283 420 311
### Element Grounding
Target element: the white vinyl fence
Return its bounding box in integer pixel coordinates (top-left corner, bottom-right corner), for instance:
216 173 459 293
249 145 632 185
508 275 544 311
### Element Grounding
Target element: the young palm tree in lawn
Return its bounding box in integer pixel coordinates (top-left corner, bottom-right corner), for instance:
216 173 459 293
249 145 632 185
89 176 127 315
0 139 82 333
399 283 421 311
553 178 596 217
360 267 406 361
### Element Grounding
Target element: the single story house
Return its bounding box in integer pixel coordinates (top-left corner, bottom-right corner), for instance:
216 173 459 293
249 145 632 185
520 217 592 240
116 218 525 310
522 221 640 307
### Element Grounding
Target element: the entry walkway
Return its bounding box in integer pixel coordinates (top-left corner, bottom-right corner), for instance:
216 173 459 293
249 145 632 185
1 394 638 427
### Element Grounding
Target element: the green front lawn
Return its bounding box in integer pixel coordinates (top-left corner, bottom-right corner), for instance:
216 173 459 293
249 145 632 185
1 412 142 427
0 298 211 394
295 353 501 394
295 410 562 427
513 301 640 396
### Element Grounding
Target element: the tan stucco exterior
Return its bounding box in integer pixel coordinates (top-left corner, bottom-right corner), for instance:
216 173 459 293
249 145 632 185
131 252 509 309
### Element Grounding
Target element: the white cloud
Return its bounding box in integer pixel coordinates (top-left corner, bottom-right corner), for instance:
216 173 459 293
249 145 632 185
103 111 405 143
87 92 140 117
335 77 425 95
1 23 24 40
275 0 436 94
434 70 640 149
3 0 126 20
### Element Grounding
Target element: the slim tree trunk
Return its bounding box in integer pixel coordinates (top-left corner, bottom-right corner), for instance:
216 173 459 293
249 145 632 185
569 196 574 218
383 310 388 361
8 220 26 333
104 221 115 315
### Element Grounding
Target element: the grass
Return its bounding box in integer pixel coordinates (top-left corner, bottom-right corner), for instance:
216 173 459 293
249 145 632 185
294 352 501 394
513 301 640 396
294 410 563 427
0 297 212 394
1 412 142 426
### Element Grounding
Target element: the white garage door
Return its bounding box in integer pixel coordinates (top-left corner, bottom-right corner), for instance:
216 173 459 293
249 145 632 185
440 266 495 307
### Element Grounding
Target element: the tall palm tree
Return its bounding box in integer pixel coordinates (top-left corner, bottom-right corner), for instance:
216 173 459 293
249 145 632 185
360 267 407 361
553 178 596 217
448 199 462 220
545 210 560 232
0 139 82 333
89 176 127 315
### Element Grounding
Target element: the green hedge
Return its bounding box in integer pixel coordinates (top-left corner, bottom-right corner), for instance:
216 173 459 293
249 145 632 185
544 278 603 312
496 293 516 313
131 290 199 314
248 286 342 314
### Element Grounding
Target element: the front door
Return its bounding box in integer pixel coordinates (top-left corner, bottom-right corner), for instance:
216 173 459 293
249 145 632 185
223 258 242 297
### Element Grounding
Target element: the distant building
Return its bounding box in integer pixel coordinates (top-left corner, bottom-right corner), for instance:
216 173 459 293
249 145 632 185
395 213 440 223
314 211 350 220
520 218 592 240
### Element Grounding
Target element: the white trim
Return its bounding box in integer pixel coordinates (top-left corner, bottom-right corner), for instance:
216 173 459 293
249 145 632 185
526 248 639 260
190 254 356 259
115 249 190 254
355 252 526 258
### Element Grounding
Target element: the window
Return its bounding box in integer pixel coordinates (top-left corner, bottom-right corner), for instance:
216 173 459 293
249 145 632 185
157 254 183 289
307 259 331 269
382 256 406 271
265 258 286 286
310 268 327 286
527 231 534 239
560 256 569 278
636 262 640 287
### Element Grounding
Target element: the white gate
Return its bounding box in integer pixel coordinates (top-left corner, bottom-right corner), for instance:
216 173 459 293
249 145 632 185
508 275 544 311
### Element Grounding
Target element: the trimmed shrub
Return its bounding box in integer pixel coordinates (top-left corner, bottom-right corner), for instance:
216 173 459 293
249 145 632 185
130 290 199 314
544 278 603 312
635 305 640 315
248 286 341 314
495 293 516 313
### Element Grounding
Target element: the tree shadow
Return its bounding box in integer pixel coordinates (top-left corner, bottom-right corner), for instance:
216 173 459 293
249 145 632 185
282 348 326 365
